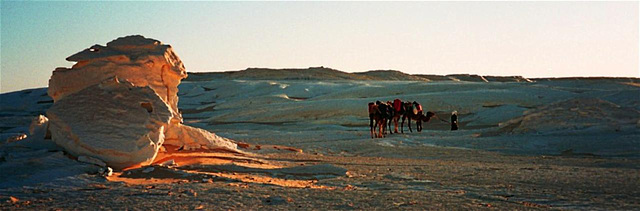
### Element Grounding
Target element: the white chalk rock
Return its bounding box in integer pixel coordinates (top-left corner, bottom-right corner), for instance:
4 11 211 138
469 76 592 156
28 115 49 139
46 78 172 169
5 115 48 145
45 35 240 169
9 115 58 150
159 159 176 167
165 124 238 151
100 167 114 177
48 35 187 124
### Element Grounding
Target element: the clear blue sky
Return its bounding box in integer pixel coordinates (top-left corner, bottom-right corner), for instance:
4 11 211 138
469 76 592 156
1 1 638 93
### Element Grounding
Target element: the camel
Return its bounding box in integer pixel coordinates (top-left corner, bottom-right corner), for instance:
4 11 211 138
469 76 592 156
400 101 435 133
399 101 417 133
368 102 379 138
385 101 395 134
368 101 394 138
377 101 394 137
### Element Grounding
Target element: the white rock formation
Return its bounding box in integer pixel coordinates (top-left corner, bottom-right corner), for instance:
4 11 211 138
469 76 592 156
488 98 640 136
48 35 186 125
7 115 58 150
47 78 171 169
165 124 237 150
46 35 238 169
28 115 49 139
24 115 57 149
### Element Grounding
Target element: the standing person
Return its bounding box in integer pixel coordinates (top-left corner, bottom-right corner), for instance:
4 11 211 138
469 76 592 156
451 110 459 130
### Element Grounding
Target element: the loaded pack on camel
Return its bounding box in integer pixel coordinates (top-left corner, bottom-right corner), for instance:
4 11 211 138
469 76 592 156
393 99 402 112
412 101 423 115
390 99 404 133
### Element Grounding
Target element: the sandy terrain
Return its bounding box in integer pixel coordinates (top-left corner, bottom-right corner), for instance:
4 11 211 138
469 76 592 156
1 73 639 210
1 145 638 210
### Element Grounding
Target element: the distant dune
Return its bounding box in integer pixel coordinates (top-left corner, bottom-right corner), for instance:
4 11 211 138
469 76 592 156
186 67 538 82
187 67 371 81
187 67 640 83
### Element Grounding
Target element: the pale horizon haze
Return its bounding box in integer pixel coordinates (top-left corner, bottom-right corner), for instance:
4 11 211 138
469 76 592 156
1 1 638 93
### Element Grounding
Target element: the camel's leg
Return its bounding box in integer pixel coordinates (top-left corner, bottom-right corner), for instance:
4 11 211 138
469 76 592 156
370 117 374 138
390 118 395 133
372 118 377 138
379 122 384 138
392 117 396 133
371 128 374 139
394 116 399 133
417 120 422 132
373 119 378 138
382 120 386 135
386 118 391 134
380 121 385 137
376 122 380 138
401 116 405 133
408 116 413 133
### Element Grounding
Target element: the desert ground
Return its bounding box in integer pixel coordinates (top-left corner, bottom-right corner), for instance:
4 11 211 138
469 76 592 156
1 69 639 210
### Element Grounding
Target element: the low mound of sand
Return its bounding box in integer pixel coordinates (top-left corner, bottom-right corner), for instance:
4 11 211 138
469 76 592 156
485 98 640 136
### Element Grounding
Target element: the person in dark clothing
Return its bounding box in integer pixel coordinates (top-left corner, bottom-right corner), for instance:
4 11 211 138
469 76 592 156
451 110 459 130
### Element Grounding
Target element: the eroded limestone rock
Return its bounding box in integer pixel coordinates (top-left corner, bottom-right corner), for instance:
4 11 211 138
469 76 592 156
48 35 186 124
165 124 237 151
46 35 239 169
47 78 171 169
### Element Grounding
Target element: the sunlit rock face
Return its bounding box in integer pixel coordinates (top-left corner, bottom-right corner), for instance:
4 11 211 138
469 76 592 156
48 35 186 124
46 35 237 169
47 78 171 169
165 124 238 151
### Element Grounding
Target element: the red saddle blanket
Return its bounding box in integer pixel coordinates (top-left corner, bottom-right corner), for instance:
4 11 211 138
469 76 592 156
393 99 402 112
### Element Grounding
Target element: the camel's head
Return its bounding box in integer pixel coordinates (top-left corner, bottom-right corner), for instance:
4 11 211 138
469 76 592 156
426 111 436 118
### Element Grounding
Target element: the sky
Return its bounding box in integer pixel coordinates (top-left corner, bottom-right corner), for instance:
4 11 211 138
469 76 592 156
1 1 638 93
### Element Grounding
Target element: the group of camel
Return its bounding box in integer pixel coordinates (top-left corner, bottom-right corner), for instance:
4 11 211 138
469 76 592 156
368 99 437 138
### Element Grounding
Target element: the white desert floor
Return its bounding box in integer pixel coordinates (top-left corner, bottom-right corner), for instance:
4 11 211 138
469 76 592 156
1 79 639 209
179 79 639 156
